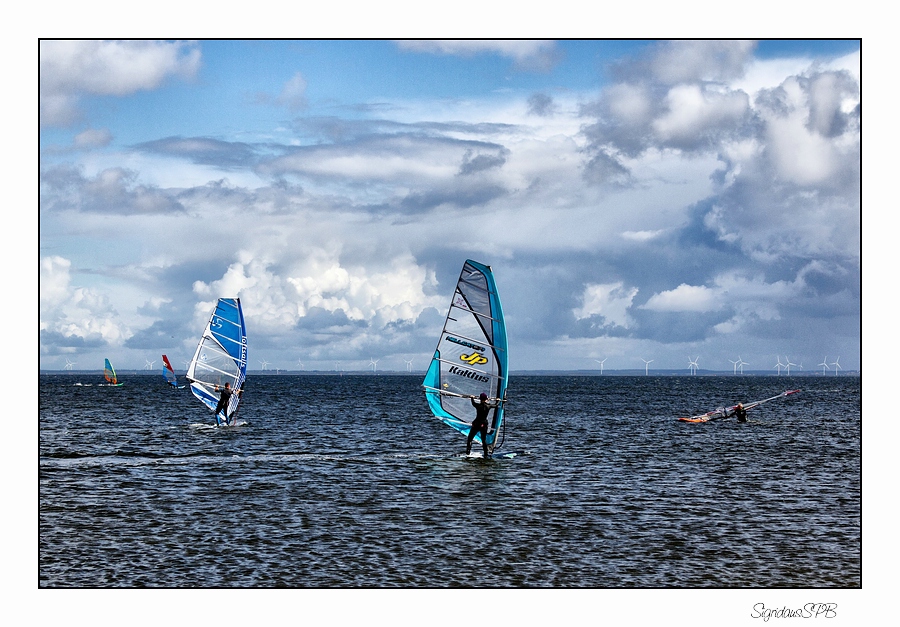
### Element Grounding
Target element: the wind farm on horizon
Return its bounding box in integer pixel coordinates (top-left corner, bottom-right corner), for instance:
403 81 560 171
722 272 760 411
42 352 859 377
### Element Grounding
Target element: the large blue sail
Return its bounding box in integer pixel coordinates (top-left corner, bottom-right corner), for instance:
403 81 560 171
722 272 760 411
423 260 508 452
186 298 247 424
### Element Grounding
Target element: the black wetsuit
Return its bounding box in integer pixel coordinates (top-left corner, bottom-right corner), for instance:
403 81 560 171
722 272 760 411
214 386 234 423
467 398 494 457
734 406 748 422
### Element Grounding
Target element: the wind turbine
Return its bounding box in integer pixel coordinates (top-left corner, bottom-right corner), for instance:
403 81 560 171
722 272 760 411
259 359 269 371
594 358 607 375
785 356 797 375
404 359 413 373
145 358 156 370
64 358 76 371
830 356 842 376
737 356 748 375
297 359 304 371
818 356 830 375
369 357 379 373
729 358 739 375
688 356 699 375
640 358 653 376
774 356 785 375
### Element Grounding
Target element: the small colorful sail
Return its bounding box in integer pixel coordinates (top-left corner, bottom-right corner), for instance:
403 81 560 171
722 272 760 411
103 358 122 385
422 260 509 453
186 298 248 424
162 354 178 387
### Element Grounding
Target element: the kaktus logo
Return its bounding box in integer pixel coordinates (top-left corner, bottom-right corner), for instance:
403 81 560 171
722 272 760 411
448 365 490 383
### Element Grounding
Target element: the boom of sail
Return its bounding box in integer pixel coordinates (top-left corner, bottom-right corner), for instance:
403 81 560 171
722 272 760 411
422 260 509 452
186 298 247 424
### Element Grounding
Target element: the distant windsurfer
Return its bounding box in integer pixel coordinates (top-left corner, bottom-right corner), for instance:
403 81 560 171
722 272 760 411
213 382 242 425
733 403 747 423
467 392 498 458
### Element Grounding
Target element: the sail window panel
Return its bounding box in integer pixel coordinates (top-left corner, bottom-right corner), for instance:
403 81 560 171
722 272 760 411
454 282 494 345
444 300 494 348
193 338 240 384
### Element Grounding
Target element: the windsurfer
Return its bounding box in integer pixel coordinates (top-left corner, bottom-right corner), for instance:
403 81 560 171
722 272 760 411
733 403 747 423
467 392 498 457
213 382 242 424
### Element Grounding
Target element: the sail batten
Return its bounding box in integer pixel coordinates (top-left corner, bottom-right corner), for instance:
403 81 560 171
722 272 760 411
422 260 508 452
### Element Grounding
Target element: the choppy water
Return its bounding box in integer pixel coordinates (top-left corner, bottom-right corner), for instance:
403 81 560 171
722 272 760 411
39 374 860 588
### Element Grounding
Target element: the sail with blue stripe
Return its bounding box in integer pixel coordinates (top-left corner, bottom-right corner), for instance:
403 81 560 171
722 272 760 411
422 260 508 453
186 298 247 424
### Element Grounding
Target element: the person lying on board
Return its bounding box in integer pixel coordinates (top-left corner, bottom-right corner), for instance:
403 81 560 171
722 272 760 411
466 392 498 458
213 382 243 424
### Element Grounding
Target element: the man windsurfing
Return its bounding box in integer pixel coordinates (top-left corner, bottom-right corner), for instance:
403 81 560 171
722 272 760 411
213 382 242 425
467 392 498 458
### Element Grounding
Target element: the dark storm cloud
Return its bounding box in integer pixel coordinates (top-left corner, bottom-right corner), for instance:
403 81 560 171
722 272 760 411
134 136 261 168
400 184 508 213
289 116 519 143
40 330 108 349
40 164 184 215
459 148 509 175
125 320 183 350
527 93 556 117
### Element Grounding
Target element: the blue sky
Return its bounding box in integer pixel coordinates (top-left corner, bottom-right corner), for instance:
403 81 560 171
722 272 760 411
39 39 860 373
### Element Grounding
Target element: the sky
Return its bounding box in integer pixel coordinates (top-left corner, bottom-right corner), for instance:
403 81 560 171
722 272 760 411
38 39 861 374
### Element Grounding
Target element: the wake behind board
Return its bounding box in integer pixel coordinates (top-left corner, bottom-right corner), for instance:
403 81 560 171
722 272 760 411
454 450 527 460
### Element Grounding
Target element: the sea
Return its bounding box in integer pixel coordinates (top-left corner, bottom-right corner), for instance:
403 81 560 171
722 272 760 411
38 373 860 595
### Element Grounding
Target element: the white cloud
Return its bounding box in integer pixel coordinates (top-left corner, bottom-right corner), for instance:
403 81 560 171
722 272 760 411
40 40 201 127
39 255 132 349
648 40 755 84
622 229 665 242
605 83 653 126
276 72 307 111
652 84 749 144
396 40 558 69
574 282 639 328
642 284 723 312
192 251 443 336
74 128 113 149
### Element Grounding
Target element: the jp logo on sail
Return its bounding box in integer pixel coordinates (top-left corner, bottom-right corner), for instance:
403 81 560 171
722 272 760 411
460 352 488 366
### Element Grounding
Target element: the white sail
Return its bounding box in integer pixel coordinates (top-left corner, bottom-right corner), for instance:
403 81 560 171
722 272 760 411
422 260 508 452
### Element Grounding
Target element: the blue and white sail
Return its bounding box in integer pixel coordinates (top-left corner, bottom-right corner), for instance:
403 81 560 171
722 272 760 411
186 298 247 424
423 260 508 452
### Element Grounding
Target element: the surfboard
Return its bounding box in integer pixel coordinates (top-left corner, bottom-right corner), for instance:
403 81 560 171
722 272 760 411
454 450 527 460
